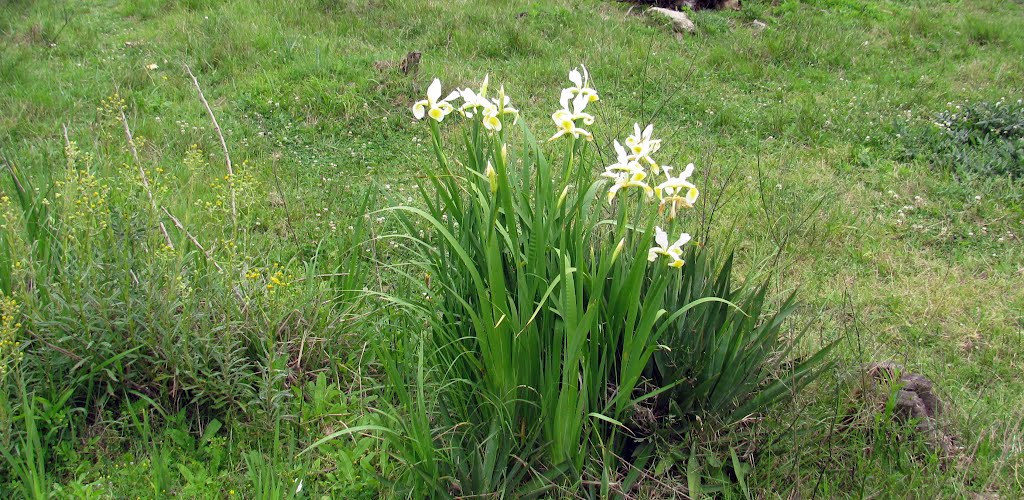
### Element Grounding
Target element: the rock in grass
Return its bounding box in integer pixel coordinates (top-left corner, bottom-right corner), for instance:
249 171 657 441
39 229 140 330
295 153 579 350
860 361 957 457
648 7 696 33
373 51 422 76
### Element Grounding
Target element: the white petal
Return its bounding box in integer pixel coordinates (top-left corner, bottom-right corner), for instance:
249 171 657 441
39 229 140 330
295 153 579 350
613 140 627 160
674 233 691 248
443 90 460 102
572 93 588 113
607 183 621 202
643 124 654 139
559 89 573 110
681 163 695 179
655 226 668 248
548 129 567 142
484 115 501 131
581 64 590 84
569 68 583 87
686 187 699 204
427 78 441 102
412 101 427 119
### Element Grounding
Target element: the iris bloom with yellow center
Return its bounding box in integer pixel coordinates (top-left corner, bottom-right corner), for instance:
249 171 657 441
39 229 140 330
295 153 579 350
560 65 600 105
625 123 663 174
606 140 646 174
602 168 653 202
655 163 700 219
413 78 459 122
549 93 595 141
647 226 691 268
458 74 494 119
482 90 520 133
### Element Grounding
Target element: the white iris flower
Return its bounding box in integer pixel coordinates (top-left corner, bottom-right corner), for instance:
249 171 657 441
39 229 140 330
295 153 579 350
647 226 691 268
482 108 502 132
549 93 594 141
655 163 700 219
625 123 663 174
413 78 459 122
458 75 492 118
602 168 653 203
560 65 599 105
482 89 519 133
490 91 519 124
606 140 645 174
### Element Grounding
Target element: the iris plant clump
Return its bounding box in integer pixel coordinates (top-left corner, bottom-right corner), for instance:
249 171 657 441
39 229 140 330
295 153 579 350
369 66 821 497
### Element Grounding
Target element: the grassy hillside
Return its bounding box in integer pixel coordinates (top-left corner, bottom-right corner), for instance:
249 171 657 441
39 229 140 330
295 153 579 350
1 0 1022 496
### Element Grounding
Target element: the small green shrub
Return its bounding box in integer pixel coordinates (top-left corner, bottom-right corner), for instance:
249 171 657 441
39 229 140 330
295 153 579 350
898 98 1024 178
0 98 370 493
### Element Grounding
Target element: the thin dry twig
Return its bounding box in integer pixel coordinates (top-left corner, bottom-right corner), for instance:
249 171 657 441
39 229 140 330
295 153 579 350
160 205 245 303
160 206 223 273
185 64 237 229
118 107 175 248
61 123 71 150
28 329 82 361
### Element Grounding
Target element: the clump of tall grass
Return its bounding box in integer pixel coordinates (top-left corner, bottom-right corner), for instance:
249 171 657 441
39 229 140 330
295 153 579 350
365 68 831 497
0 90 368 493
648 245 834 434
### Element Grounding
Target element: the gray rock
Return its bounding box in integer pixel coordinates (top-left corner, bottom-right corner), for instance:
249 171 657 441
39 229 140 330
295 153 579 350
863 362 956 456
648 7 696 33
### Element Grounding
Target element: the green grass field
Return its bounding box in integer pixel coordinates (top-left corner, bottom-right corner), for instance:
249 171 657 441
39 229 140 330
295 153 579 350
2 0 1022 497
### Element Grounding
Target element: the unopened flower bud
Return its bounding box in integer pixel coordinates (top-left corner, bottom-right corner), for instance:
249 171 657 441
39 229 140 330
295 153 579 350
485 162 498 194
557 185 571 209
611 237 625 262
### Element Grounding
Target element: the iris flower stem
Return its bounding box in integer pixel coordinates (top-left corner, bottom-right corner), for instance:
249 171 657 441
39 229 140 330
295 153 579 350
428 119 449 175
562 136 576 189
